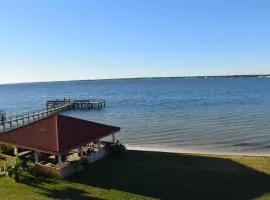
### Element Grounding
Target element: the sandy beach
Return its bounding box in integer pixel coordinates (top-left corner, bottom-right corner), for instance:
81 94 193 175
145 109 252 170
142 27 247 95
126 145 270 157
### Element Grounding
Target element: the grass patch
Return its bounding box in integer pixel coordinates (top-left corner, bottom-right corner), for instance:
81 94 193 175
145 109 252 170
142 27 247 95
0 150 270 199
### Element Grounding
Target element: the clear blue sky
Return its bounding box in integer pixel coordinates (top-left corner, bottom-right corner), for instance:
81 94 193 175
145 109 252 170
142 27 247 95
0 0 269 83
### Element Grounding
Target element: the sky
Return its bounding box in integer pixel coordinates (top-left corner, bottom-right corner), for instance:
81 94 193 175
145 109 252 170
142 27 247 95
0 0 270 84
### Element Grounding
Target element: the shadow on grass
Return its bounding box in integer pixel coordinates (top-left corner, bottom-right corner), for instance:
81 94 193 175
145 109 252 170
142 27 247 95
68 150 270 200
20 174 104 200
20 173 57 187
38 187 104 200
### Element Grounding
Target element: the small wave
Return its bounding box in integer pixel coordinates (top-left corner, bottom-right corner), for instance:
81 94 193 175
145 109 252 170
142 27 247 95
233 142 253 147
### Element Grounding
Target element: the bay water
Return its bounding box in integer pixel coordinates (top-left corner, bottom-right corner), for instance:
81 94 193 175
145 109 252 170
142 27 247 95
0 77 270 155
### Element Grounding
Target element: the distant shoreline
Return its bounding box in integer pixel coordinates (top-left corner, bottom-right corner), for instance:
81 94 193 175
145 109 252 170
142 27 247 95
1 74 270 85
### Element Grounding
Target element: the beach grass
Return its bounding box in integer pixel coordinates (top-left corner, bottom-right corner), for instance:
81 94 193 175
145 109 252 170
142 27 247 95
0 150 269 200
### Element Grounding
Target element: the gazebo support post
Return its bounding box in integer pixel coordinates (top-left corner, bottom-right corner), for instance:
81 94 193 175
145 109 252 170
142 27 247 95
14 147 18 157
58 155 62 167
77 146 82 157
34 151 39 163
112 133 116 144
98 140 101 149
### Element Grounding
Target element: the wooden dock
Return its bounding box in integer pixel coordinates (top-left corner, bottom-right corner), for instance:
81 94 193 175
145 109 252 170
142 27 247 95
46 99 105 110
0 99 105 133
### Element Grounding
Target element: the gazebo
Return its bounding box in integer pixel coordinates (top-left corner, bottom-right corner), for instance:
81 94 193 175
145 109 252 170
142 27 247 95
0 114 120 177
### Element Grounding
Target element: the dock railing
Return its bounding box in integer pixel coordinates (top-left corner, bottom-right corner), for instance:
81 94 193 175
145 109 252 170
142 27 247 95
46 99 105 109
0 98 106 133
0 103 72 133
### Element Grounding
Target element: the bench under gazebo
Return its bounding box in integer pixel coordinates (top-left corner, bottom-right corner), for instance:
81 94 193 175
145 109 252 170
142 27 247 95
0 114 120 177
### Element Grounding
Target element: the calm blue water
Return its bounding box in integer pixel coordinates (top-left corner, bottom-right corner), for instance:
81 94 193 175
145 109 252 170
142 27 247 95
0 78 270 154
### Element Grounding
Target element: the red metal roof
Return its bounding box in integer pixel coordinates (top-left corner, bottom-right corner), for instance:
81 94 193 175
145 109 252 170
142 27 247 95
0 115 120 155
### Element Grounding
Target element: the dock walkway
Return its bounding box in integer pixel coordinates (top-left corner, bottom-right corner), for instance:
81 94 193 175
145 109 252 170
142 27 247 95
46 99 105 110
0 99 105 133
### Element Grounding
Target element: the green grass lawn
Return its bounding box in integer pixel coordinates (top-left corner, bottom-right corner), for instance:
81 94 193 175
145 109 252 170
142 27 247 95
0 150 270 200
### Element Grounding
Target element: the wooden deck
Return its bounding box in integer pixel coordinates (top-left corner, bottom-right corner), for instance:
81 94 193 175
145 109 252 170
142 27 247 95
46 99 105 109
0 99 105 133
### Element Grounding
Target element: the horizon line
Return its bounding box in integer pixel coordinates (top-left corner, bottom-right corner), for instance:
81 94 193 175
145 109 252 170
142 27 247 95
1 73 270 85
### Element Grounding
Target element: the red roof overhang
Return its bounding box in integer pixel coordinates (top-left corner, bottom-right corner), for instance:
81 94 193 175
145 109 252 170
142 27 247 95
0 114 120 155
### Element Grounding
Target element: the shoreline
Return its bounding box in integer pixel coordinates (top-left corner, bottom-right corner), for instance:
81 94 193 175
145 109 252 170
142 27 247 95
126 145 270 157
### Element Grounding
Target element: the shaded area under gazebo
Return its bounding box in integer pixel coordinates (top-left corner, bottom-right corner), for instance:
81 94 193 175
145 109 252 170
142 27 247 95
0 114 120 177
